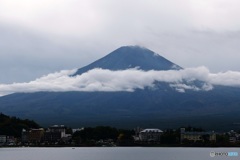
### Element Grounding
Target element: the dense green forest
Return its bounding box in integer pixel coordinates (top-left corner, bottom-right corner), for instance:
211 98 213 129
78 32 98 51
0 113 40 137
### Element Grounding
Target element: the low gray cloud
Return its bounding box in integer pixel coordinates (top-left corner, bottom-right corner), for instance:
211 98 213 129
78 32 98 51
1 66 240 96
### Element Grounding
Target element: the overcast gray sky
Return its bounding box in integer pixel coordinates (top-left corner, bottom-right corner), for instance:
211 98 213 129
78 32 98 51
0 0 240 84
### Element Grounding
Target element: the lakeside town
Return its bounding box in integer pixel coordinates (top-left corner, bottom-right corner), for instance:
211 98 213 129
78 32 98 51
1 124 240 147
1 112 240 147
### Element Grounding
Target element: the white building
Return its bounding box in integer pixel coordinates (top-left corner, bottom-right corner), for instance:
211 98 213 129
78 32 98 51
0 135 7 144
72 128 84 134
139 129 163 142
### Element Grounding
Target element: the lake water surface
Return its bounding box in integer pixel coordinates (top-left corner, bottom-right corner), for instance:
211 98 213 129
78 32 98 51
0 147 239 160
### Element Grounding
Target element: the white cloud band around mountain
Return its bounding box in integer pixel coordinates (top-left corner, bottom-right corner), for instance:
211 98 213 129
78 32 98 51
0 66 240 96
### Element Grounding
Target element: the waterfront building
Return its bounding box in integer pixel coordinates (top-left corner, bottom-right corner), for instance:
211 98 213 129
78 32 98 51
180 128 216 143
49 125 66 138
28 128 45 143
0 135 7 144
44 125 71 144
228 130 240 143
22 128 44 144
139 128 163 142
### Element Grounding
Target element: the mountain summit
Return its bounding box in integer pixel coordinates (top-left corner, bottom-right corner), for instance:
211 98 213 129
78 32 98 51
74 46 181 75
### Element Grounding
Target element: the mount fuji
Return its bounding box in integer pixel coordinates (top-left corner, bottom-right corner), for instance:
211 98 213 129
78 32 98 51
0 46 240 130
73 46 181 75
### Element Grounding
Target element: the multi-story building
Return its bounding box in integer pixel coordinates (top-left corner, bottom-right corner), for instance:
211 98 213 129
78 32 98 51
228 130 240 143
44 125 71 144
44 131 62 143
139 128 163 142
22 125 71 144
22 128 44 144
22 129 29 143
49 125 66 138
28 128 45 143
180 128 216 143
0 135 7 144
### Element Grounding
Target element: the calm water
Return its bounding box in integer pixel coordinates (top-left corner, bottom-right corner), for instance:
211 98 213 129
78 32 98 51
0 147 239 160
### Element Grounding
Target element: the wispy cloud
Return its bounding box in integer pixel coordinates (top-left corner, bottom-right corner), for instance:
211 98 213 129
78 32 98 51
0 66 240 96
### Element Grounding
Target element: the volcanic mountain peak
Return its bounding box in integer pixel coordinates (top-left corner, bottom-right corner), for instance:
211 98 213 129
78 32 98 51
0 46 240 130
74 45 182 75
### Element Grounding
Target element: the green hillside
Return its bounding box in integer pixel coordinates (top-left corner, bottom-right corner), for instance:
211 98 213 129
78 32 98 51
0 113 40 137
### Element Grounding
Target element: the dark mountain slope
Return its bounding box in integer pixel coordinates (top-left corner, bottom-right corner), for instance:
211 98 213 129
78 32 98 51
73 46 181 75
0 85 240 130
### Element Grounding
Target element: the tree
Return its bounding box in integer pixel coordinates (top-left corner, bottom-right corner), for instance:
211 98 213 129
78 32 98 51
0 113 40 137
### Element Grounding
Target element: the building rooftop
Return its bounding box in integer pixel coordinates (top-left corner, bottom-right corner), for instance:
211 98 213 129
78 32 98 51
182 132 215 135
140 129 163 133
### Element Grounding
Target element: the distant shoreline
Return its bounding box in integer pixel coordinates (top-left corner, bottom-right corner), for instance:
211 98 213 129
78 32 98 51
1 144 240 148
